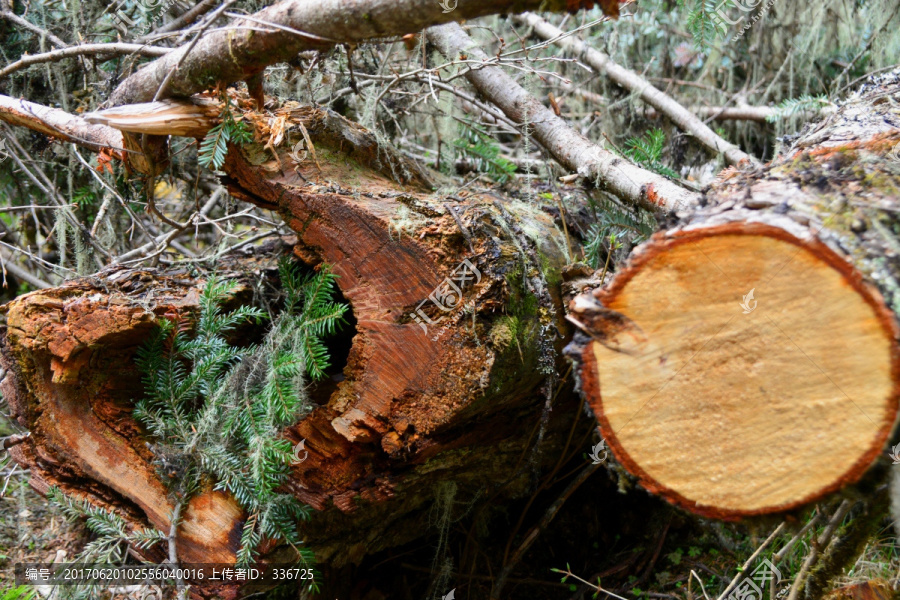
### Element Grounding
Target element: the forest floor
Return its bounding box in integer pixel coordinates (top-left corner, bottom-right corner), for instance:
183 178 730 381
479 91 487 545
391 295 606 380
3 420 900 600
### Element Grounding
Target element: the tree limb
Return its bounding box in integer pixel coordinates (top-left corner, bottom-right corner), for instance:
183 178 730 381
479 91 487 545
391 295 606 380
0 44 171 80
139 0 222 41
516 13 757 167
108 0 603 106
0 95 123 152
0 9 67 49
426 22 700 213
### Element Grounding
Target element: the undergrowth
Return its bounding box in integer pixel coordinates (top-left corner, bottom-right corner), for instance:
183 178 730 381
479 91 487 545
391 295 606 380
41 260 347 597
135 260 346 575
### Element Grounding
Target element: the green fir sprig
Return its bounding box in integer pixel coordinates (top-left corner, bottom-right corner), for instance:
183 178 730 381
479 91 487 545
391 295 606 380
198 95 253 170
623 128 679 179
132 260 347 589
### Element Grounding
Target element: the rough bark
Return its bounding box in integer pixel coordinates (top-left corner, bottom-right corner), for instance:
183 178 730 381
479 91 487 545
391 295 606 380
566 71 900 519
107 0 610 107
0 96 584 598
426 22 700 213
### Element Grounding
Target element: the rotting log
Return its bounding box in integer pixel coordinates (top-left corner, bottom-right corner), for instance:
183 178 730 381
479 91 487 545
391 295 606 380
0 94 587 598
566 71 900 520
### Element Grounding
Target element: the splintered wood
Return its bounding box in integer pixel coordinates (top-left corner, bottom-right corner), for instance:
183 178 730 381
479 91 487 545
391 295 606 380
570 224 899 518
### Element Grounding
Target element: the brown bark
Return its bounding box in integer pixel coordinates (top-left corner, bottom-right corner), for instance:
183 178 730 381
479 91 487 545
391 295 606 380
566 71 900 519
107 0 611 107
0 98 583 598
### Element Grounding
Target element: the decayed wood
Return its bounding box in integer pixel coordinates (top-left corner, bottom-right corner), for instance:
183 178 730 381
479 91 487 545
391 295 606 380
426 22 700 213
515 13 757 167
0 100 582 598
567 71 900 519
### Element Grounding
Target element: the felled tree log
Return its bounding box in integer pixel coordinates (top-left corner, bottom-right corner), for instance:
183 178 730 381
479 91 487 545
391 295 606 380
0 97 582 598
567 72 900 519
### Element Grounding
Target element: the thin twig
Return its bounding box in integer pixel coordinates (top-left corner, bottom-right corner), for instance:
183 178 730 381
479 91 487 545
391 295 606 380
0 44 170 80
717 522 786 600
786 500 853 600
492 461 602 599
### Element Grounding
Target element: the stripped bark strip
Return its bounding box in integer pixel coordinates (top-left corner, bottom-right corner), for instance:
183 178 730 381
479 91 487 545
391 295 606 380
426 22 700 213
516 13 758 167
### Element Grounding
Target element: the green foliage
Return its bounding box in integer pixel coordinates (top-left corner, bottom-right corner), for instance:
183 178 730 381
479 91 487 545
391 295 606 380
0 586 35 600
452 124 517 183
623 129 679 179
766 95 832 123
72 186 96 208
198 96 253 170
583 197 655 270
133 261 346 587
680 0 728 50
48 486 166 566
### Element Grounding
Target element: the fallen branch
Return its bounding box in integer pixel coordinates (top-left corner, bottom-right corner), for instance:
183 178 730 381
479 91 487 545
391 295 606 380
0 94 123 152
0 43 171 80
426 22 699 212
516 13 757 166
563 85 784 121
0 9 67 48
109 0 606 106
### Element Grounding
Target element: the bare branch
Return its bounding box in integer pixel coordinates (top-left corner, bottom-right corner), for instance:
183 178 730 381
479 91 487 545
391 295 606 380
140 0 222 41
426 22 699 212
0 9 67 49
0 95 123 152
0 44 171 80
108 0 601 106
516 13 758 167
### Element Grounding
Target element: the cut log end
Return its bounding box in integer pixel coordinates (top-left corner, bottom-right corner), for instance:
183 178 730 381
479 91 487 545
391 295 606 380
571 222 900 519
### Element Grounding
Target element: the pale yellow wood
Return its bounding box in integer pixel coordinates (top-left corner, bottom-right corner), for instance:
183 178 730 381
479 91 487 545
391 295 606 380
593 233 895 514
83 98 219 137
